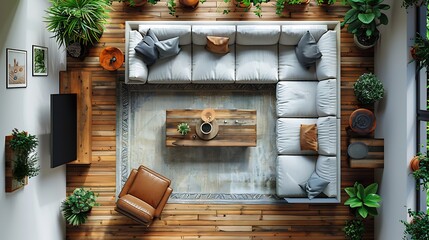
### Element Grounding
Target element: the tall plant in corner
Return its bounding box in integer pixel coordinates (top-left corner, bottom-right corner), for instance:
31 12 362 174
45 0 110 58
8 128 40 184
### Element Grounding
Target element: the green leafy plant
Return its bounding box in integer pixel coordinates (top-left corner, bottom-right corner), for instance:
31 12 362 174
344 218 365 240
9 128 40 183
341 0 390 47
344 182 382 219
401 209 429 240
177 122 191 135
315 0 336 4
112 0 159 6
33 48 46 74
412 153 429 191
276 0 308 16
223 0 269 17
167 0 177 15
61 188 100 226
402 0 429 9
411 33 429 71
353 73 384 105
45 0 110 48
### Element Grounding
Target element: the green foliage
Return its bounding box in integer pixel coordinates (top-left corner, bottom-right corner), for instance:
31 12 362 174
344 218 365 240
276 0 306 16
402 0 429 9
412 153 429 191
61 188 99 226
177 122 191 135
167 0 176 15
34 48 46 73
401 209 429 240
315 0 336 4
411 33 429 71
353 73 384 105
341 0 390 42
45 0 111 48
223 0 268 17
9 128 39 183
113 0 159 6
344 182 382 219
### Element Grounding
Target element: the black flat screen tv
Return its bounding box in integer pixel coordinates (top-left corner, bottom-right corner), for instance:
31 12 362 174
50 94 77 168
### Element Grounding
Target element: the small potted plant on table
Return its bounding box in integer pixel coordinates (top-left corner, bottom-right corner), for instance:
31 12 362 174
177 122 191 136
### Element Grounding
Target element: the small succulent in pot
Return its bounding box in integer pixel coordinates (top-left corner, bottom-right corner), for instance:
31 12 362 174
61 188 99 226
353 73 384 105
344 218 365 240
177 122 191 135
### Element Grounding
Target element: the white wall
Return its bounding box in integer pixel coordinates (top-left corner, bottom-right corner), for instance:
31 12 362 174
0 0 66 239
374 1 417 239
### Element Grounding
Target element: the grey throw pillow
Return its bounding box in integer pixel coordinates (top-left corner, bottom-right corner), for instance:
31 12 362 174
299 171 329 199
155 37 181 59
135 29 159 66
295 31 323 68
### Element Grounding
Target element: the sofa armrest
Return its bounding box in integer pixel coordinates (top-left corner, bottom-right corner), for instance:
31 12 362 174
154 187 173 217
119 169 138 198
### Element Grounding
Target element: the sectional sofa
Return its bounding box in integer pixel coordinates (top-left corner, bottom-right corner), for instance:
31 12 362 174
125 21 341 203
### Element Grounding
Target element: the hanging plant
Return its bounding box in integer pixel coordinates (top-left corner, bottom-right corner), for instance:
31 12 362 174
8 128 40 184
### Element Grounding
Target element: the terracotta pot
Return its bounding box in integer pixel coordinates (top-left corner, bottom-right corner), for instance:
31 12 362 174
410 156 420 171
233 0 250 8
180 0 199 8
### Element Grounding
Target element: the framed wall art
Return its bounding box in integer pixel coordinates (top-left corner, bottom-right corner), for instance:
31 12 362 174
6 48 27 88
32 45 48 76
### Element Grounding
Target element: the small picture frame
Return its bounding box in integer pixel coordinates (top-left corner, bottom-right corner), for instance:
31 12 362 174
32 45 48 76
6 48 27 89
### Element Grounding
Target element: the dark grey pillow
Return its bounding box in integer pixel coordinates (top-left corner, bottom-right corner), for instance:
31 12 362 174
295 31 323 68
299 171 329 199
155 37 181 59
135 29 159 66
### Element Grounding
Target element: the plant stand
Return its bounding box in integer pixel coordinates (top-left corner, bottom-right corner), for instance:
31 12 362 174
5 135 27 192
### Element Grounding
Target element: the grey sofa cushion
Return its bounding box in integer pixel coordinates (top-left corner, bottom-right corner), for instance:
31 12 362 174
135 29 159 65
155 37 181 59
295 31 322 68
299 171 329 199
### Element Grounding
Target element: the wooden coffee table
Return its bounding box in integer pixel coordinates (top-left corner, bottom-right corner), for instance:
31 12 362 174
166 109 256 147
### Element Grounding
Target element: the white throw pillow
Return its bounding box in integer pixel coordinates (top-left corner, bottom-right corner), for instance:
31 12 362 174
316 79 337 116
128 30 148 83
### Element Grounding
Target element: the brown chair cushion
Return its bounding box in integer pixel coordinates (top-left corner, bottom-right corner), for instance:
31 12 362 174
117 194 155 223
300 124 318 151
206 36 229 54
127 168 170 208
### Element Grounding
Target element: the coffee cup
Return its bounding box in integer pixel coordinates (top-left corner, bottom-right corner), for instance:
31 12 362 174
200 122 212 135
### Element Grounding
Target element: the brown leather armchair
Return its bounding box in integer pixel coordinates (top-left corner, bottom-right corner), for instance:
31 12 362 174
115 165 173 225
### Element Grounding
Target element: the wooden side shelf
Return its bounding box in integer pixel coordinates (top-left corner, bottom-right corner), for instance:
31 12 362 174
60 71 92 165
348 138 384 168
5 135 27 192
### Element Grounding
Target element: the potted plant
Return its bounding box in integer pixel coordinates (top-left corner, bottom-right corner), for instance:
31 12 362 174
344 182 382 218
276 0 310 16
45 0 111 58
402 0 429 9
341 0 390 49
402 209 429 240
223 0 269 17
177 122 191 135
411 33 429 71
410 153 429 190
315 0 336 5
61 188 100 226
344 218 365 240
353 73 384 105
8 128 40 184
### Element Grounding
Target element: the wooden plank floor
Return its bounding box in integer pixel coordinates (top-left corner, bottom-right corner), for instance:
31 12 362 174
66 1 376 239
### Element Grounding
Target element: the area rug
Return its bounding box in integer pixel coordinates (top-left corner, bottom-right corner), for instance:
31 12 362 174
117 82 283 204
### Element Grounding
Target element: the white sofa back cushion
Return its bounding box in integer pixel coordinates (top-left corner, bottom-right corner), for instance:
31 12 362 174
192 25 236 45
316 155 337 197
276 118 318 155
278 45 318 81
276 155 317 197
316 30 337 80
316 79 337 116
128 30 148 83
236 25 280 45
138 25 192 45
276 81 318 117
317 116 337 156
279 25 327 45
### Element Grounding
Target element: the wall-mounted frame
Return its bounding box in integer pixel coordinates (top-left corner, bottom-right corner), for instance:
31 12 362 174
32 45 48 76
6 48 27 89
